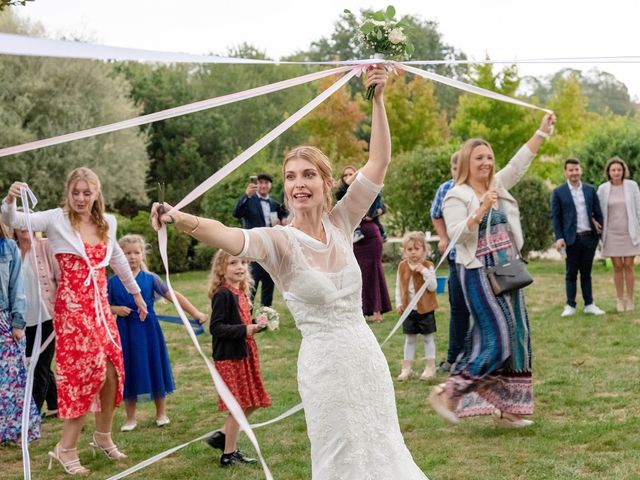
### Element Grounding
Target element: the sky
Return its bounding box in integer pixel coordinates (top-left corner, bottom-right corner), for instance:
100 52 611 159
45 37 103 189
11 0 640 100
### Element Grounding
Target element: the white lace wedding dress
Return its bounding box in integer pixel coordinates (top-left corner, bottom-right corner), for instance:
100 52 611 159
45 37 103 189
240 173 428 480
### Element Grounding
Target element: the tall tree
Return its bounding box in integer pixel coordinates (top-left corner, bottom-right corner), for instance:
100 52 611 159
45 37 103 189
0 11 149 210
450 62 539 166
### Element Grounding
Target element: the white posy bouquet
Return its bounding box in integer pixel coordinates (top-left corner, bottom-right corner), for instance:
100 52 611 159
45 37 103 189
345 5 414 100
255 306 280 332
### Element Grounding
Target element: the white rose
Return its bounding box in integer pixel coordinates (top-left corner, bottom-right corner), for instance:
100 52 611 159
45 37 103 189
388 28 406 44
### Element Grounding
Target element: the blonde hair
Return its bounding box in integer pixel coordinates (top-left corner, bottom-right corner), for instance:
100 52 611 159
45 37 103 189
118 234 149 271
283 146 334 214
455 139 495 188
63 167 109 241
401 231 430 258
207 250 253 299
605 156 630 180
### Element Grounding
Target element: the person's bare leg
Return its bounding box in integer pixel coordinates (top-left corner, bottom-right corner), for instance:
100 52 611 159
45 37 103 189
612 257 624 302
124 400 137 424
55 416 88 470
154 396 167 421
624 256 635 308
223 407 257 453
92 360 125 457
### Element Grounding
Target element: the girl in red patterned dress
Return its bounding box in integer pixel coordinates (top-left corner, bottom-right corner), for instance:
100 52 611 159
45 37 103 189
205 250 271 467
2 168 147 475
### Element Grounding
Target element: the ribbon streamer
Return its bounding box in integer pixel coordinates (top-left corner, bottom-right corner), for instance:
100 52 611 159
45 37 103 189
3 33 640 66
0 64 358 158
19 186 42 480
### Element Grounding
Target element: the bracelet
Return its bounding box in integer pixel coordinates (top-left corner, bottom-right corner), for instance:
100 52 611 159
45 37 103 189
535 129 550 139
189 215 201 234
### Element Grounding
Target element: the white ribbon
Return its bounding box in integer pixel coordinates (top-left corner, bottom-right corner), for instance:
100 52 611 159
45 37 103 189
18 186 41 480
395 62 553 114
0 64 357 158
3 33 640 66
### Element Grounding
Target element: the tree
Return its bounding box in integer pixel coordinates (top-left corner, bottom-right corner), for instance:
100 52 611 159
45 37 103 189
0 11 149 210
383 145 455 235
572 115 640 185
299 76 367 168
450 62 540 167
116 62 233 211
375 71 449 154
0 0 33 11
510 177 552 257
525 68 634 116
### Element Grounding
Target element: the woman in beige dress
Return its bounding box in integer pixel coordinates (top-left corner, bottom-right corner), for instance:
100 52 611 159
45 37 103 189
596 157 640 312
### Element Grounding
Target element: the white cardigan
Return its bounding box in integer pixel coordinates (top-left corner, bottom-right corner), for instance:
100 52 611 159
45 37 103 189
1 200 140 295
596 179 640 247
442 144 536 269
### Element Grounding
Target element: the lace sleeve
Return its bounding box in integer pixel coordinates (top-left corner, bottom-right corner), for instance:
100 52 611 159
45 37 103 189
330 172 382 235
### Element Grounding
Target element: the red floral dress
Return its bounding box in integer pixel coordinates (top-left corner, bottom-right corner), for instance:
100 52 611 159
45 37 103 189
215 284 271 411
54 242 124 419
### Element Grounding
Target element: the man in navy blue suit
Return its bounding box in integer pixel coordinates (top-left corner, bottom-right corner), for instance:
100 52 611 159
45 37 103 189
551 158 605 317
233 173 285 307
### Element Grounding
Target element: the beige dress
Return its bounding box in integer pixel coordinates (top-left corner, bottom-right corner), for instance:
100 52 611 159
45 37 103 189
602 184 640 257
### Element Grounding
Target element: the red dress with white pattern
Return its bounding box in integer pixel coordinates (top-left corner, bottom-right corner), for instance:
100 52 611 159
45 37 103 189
54 242 124 419
214 284 271 411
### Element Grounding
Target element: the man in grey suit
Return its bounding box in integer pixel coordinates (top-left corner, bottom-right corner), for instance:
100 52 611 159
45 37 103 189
551 158 605 317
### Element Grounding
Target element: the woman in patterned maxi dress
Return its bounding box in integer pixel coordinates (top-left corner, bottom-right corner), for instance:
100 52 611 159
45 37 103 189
152 67 429 479
430 113 556 427
2 168 147 475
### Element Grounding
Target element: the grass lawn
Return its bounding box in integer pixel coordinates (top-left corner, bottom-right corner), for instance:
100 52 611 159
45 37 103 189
2 259 639 479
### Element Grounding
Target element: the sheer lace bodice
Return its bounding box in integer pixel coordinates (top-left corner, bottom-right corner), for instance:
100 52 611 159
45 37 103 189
240 173 428 480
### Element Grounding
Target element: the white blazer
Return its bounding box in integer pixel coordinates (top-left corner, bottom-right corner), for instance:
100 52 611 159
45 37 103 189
442 144 536 269
1 200 140 295
596 179 640 247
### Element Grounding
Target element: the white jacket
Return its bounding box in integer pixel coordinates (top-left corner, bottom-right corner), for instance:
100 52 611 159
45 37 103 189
442 144 536 269
596 179 640 247
1 200 140 295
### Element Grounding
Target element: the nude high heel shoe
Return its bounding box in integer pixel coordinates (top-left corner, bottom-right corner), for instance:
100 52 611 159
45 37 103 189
48 443 90 476
89 431 127 460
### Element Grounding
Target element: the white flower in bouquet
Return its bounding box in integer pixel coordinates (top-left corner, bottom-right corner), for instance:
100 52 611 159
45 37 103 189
388 28 406 45
256 306 280 332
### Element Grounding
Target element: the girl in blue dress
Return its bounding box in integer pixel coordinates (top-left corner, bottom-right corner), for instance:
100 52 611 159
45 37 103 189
108 234 207 431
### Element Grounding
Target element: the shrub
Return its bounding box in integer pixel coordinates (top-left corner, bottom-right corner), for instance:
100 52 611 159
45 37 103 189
510 176 553 257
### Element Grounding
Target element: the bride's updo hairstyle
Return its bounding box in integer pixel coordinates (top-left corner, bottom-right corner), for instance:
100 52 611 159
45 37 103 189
283 146 334 214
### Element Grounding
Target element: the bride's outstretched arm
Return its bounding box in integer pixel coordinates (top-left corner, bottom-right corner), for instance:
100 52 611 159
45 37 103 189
151 205 245 256
360 66 390 186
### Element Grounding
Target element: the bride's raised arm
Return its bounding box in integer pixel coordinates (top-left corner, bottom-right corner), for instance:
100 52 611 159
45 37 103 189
359 66 391 186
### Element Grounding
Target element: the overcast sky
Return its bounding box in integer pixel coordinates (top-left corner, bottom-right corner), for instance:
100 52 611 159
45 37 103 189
13 0 640 100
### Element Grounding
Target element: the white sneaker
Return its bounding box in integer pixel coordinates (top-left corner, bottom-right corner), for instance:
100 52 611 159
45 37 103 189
560 305 576 317
584 304 605 315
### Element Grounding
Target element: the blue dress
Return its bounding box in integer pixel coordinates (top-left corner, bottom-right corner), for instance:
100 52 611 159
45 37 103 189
108 271 175 402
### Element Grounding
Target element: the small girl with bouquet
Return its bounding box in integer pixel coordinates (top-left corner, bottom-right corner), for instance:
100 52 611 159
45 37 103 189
108 234 207 431
395 231 438 381
205 250 271 467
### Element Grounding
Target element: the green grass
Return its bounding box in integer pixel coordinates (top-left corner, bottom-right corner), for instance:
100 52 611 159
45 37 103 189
2 260 640 479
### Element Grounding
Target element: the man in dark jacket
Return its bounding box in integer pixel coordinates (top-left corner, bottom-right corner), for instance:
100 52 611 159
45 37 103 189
551 158 605 317
232 173 285 307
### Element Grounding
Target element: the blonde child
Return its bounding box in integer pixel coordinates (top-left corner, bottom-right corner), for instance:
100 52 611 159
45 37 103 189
108 234 207 431
205 250 271 467
395 231 438 381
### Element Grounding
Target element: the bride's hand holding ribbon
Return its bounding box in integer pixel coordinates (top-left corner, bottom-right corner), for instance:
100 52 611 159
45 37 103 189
6 181 29 203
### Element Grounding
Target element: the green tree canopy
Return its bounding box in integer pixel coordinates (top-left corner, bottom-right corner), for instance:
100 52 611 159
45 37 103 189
0 11 149 210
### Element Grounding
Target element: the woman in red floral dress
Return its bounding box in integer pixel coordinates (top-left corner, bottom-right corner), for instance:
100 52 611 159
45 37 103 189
206 250 271 467
3 168 147 475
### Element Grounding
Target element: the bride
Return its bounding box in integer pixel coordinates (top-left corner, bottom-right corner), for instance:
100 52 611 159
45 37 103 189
152 66 428 479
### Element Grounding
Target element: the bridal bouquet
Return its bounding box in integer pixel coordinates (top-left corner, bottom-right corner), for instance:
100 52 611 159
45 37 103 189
345 5 414 99
255 306 280 332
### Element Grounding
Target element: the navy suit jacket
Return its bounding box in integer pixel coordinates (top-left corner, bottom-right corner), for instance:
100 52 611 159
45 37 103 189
232 194 284 229
551 182 603 246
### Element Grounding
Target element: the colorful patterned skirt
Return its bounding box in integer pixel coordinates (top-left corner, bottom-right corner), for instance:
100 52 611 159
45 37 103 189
446 209 533 417
0 310 41 443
